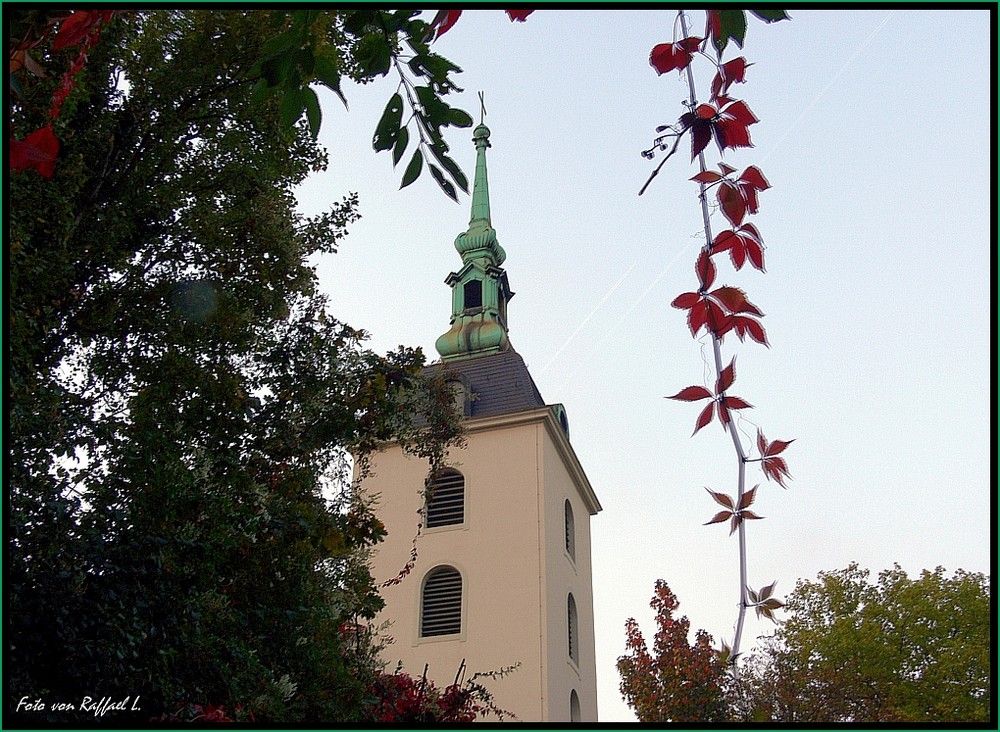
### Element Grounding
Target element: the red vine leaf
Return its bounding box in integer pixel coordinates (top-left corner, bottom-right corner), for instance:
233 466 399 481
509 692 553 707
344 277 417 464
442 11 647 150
52 10 109 51
668 386 713 402
430 9 463 38
757 430 795 486
10 125 60 178
711 56 750 100
716 357 736 393
706 510 732 526
723 395 752 410
671 292 702 309
649 36 702 75
706 488 735 510
505 9 534 21
739 165 770 192
729 315 769 346
694 402 715 434
717 394 752 428
718 181 746 227
714 99 758 151
696 249 716 290
710 286 762 316
738 484 758 510
691 170 723 184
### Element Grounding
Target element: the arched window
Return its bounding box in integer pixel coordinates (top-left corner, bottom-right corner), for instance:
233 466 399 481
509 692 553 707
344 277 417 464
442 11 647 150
463 279 482 309
570 690 582 722
567 593 578 663
421 566 463 637
564 499 575 560
426 469 465 528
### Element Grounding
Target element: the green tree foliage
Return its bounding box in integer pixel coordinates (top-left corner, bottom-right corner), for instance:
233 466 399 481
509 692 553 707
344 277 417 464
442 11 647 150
617 581 729 722
729 563 992 722
9 10 463 723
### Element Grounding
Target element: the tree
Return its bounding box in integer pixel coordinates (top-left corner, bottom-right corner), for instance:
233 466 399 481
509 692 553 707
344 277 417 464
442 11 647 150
729 564 992 722
617 581 728 722
8 10 464 723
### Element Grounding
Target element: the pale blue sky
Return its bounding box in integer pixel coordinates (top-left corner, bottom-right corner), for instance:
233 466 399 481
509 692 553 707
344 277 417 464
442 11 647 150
295 9 992 722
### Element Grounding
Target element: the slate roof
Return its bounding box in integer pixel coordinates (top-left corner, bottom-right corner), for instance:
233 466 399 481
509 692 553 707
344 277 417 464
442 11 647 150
425 347 545 419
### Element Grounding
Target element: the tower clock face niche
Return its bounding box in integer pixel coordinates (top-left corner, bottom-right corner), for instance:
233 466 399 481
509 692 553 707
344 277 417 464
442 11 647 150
360 120 601 722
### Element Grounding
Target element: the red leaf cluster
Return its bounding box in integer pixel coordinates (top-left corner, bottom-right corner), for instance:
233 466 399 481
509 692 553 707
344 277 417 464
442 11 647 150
712 225 764 271
704 485 763 535
431 9 534 39
617 580 728 722
9 10 116 179
369 671 480 723
649 36 701 75
671 256 767 345
667 357 753 435
9 125 60 179
679 97 758 161
757 430 793 486
51 9 114 51
747 580 784 622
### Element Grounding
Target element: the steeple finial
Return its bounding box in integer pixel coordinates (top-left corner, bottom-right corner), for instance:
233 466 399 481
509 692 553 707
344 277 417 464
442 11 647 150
435 102 514 361
455 92 504 264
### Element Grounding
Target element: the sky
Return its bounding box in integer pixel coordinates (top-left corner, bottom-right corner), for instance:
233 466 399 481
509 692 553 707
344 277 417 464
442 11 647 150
294 9 993 722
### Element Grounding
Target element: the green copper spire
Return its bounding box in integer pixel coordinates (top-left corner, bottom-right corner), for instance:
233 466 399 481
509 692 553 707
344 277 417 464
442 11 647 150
453 123 506 264
435 113 513 361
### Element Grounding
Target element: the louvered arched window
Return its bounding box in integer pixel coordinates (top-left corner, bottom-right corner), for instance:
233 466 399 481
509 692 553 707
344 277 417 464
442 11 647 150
426 469 465 528
567 593 579 663
564 499 575 560
570 690 582 722
421 566 463 637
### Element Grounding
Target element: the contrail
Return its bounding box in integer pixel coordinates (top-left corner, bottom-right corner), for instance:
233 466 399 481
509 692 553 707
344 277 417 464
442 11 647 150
543 12 896 387
539 259 639 375
552 238 697 389
761 11 896 164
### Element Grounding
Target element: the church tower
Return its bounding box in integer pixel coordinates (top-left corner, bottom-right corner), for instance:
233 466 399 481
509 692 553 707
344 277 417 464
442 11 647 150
362 120 602 722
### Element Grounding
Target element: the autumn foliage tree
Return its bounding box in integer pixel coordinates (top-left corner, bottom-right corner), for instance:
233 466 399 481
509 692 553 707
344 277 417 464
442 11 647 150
617 581 728 722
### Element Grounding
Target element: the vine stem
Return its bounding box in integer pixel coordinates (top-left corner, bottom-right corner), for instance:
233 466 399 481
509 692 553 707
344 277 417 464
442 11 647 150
678 9 750 664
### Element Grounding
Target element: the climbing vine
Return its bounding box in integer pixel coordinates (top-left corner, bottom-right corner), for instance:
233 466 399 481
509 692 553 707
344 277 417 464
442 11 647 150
634 7 793 678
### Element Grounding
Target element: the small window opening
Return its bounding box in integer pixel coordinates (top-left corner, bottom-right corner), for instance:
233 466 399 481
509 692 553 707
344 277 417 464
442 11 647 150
568 593 579 662
426 470 465 528
463 279 482 309
564 500 576 560
421 566 463 637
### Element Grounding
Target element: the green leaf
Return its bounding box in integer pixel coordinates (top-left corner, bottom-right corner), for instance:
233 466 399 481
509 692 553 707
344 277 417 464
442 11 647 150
715 10 747 54
303 87 321 138
392 126 409 167
447 107 474 129
355 32 392 77
260 53 290 87
314 56 348 110
280 86 306 129
749 9 790 23
428 163 457 201
373 93 403 152
293 47 315 77
260 27 298 60
400 149 423 189
427 143 468 193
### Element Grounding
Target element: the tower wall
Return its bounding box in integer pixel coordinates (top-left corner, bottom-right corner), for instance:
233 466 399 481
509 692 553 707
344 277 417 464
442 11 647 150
362 409 599 721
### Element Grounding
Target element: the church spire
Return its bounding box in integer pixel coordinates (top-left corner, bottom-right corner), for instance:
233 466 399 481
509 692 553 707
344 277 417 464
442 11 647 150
435 103 513 361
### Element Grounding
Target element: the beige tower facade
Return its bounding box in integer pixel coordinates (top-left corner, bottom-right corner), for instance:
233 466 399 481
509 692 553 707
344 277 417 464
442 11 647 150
361 123 602 721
